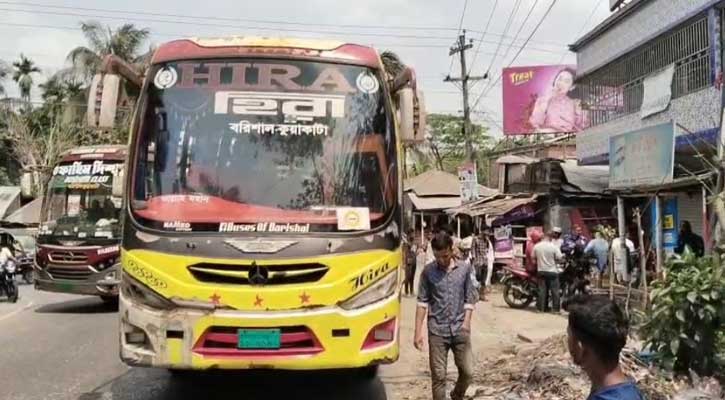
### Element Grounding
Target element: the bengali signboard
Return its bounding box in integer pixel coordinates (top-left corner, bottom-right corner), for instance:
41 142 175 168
609 122 675 189
502 65 588 135
457 162 478 203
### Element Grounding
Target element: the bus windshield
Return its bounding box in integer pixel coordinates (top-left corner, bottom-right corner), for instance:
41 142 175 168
40 160 123 239
131 58 397 234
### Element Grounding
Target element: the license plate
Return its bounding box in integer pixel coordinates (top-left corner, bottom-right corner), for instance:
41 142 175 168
237 329 281 349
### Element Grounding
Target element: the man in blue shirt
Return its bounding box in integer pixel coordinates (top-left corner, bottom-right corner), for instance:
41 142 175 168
415 231 478 400
567 295 644 400
584 231 610 287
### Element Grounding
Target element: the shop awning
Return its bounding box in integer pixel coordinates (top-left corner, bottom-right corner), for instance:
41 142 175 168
446 194 538 218
0 187 21 219
408 193 462 211
3 197 42 226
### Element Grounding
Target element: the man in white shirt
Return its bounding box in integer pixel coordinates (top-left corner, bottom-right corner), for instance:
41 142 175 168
611 236 635 283
533 233 564 313
551 227 564 250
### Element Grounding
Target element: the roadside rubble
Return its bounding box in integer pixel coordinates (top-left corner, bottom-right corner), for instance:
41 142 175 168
467 335 724 400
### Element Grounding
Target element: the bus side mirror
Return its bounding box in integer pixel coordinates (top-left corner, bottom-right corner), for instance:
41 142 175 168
397 88 427 144
87 73 121 129
112 168 125 197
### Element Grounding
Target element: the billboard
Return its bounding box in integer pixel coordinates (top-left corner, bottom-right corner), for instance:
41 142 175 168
609 121 675 189
502 65 588 135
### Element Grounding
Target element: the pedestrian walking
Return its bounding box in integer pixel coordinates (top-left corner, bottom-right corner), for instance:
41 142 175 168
413 229 432 295
483 230 495 294
534 233 564 313
403 229 417 296
567 295 644 399
471 230 488 301
414 231 477 400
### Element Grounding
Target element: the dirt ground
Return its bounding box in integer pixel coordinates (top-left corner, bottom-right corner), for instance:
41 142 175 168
380 287 568 400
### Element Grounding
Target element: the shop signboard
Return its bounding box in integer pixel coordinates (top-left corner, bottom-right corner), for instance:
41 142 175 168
609 121 675 189
457 162 478 202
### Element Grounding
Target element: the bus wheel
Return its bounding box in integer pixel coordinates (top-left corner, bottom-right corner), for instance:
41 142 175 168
100 296 119 308
358 365 379 380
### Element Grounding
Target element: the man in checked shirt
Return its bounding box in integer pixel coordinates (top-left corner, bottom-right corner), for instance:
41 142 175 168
414 231 478 400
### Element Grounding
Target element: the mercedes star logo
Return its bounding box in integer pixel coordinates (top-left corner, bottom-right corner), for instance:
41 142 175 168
248 262 269 285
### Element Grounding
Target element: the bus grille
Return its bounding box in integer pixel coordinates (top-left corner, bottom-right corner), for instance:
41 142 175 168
47 266 93 280
193 325 323 358
187 263 328 285
48 251 89 265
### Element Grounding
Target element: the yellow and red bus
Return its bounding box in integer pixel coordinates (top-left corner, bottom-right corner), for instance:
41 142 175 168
91 37 425 372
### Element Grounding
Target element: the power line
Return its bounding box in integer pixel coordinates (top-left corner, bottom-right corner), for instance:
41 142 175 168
448 0 470 76
0 1 572 50
0 17 570 57
0 6 471 41
0 0 470 32
473 0 560 109
483 0 524 78
497 0 540 69
557 0 605 63
469 0 499 73
480 0 540 95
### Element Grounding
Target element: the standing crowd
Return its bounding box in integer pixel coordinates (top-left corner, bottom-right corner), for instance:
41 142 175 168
403 221 705 399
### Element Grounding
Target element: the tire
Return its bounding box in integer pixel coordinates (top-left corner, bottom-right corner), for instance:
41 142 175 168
100 296 119 308
22 270 33 285
357 365 379 380
7 282 18 303
503 277 535 309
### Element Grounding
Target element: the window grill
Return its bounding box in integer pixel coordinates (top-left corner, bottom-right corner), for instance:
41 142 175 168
580 16 711 127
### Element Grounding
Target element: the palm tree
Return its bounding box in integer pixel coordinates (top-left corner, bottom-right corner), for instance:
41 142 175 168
67 21 150 80
0 60 10 97
12 54 41 103
380 51 405 80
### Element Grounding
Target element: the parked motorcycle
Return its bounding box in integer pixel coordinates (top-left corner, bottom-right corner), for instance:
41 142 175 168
15 253 34 284
0 261 19 303
501 264 538 309
501 254 593 310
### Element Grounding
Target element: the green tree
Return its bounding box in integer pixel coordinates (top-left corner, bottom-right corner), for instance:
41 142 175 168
12 54 40 103
66 21 150 81
640 251 724 376
426 113 491 173
0 60 10 97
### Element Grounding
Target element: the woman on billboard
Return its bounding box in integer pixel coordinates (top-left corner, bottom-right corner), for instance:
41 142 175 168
529 68 588 133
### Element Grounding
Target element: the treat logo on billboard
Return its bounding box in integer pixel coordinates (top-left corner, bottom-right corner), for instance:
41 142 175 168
509 70 534 86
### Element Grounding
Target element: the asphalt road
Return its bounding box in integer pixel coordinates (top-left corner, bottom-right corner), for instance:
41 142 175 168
0 284 388 400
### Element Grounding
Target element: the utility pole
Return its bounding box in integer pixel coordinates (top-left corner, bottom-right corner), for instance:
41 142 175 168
445 30 487 163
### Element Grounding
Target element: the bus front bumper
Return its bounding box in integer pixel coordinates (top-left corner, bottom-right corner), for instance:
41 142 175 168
119 292 400 370
34 264 120 297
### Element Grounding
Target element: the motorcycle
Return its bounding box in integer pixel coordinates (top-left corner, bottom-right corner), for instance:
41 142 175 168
501 254 593 310
15 253 34 284
501 264 538 309
0 261 19 303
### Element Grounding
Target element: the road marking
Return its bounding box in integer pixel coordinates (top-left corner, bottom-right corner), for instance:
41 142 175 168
0 301 34 322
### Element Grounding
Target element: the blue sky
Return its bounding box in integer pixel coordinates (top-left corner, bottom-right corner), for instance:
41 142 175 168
0 0 611 136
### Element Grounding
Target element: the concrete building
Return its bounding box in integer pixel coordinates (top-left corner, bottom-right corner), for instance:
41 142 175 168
571 0 722 267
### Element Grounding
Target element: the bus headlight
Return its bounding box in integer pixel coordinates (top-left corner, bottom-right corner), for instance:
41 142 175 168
120 273 174 310
340 270 398 310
